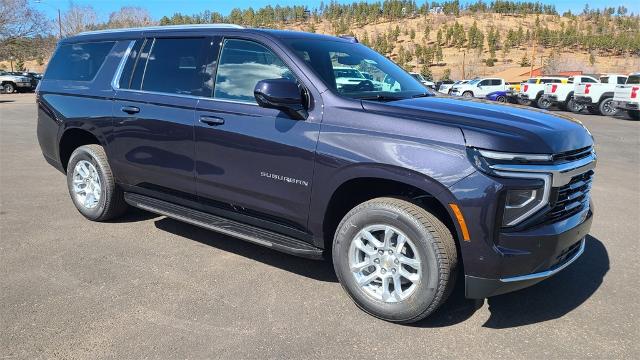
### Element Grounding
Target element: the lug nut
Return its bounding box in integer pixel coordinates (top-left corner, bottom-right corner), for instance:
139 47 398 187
391 268 396 274
374 258 380 264
388 250 393 254
394 259 399 265
381 268 387 274
378 250 384 255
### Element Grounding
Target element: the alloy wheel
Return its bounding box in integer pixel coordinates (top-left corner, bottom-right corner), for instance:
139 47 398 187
348 224 422 303
71 160 102 209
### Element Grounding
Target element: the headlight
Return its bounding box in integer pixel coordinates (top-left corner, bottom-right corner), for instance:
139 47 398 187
467 147 552 227
502 188 546 226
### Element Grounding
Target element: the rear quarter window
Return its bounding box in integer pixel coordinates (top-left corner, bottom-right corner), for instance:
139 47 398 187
627 75 640 84
45 41 115 81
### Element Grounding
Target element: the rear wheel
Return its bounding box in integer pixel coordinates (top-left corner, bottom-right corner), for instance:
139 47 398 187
332 197 458 323
598 98 619 116
496 96 507 103
629 110 640 121
462 91 473 97
66 144 127 221
566 97 583 113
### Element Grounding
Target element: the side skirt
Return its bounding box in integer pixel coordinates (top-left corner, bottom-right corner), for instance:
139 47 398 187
124 192 325 259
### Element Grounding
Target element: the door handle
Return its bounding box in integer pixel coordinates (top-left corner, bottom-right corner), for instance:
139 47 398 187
199 115 225 126
121 105 140 114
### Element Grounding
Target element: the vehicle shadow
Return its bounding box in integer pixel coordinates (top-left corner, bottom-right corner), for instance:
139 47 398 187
107 207 160 223
410 234 608 328
154 217 338 283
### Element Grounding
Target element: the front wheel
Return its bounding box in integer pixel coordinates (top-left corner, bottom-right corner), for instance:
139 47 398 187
332 197 458 323
66 144 128 221
496 96 507 103
3 83 15 93
536 96 551 109
462 91 473 97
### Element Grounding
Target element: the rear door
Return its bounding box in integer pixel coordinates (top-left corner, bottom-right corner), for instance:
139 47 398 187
111 37 213 203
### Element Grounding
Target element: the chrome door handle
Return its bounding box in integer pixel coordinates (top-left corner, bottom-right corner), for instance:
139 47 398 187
121 105 140 114
199 115 225 126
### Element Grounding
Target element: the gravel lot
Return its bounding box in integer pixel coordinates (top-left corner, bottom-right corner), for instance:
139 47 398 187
1 93 638 359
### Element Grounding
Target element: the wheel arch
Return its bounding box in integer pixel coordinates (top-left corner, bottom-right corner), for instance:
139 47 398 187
315 166 464 266
58 127 105 172
598 92 614 103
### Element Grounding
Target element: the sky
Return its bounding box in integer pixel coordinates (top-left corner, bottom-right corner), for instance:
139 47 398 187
33 0 640 22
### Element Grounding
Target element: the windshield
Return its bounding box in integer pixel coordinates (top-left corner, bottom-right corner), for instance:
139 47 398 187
468 79 481 85
283 39 429 100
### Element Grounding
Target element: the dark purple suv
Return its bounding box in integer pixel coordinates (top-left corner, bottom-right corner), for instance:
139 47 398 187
37 25 596 323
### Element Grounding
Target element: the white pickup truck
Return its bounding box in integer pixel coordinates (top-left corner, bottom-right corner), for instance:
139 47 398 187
517 77 567 108
449 78 508 98
574 74 629 116
612 72 640 120
541 75 600 112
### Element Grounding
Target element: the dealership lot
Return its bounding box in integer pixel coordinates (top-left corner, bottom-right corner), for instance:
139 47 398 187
1 93 638 358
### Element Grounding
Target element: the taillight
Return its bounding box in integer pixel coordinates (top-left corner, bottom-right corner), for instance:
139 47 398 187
523 84 529 92
632 86 639 99
585 84 591 94
551 84 557 93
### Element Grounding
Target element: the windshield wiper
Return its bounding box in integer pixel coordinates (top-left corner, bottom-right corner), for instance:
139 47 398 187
412 92 432 98
357 94 406 101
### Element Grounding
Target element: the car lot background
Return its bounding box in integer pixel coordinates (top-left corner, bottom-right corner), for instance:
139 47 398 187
1 93 638 359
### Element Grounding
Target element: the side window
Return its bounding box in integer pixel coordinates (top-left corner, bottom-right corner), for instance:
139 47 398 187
214 39 293 103
479 79 490 86
582 77 596 83
45 41 115 81
141 38 210 96
129 39 153 90
618 77 627 84
491 79 502 85
118 40 144 89
600 77 609 84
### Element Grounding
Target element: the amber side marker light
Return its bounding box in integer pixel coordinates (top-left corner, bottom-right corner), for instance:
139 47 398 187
449 203 470 241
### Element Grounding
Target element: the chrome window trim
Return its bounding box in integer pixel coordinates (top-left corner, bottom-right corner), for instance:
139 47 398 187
111 40 136 90
500 238 585 283
493 171 551 227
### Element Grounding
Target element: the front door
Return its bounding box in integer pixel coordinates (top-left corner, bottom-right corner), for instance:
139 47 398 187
194 38 321 232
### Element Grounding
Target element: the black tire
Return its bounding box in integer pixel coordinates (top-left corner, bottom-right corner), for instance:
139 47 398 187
536 95 551 109
566 96 582 113
332 197 458 323
66 144 127 221
598 97 619 116
462 91 473 97
496 96 507 103
3 82 15 93
629 110 640 120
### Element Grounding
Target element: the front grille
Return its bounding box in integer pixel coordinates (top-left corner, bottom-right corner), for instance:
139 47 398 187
552 146 593 163
545 170 593 223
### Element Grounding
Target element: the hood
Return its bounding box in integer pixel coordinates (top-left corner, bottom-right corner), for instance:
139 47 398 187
361 96 593 154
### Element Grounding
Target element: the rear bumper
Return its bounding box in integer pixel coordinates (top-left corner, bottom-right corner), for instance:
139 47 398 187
574 95 593 104
612 100 639 110
465 238 585 298
542 94 559 103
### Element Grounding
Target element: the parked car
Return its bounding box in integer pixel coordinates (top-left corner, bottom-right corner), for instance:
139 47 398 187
441 79 467 94
574 74 628 116
612 72 639 120
0 70 33 93
334 67 380 91
9 71 42 90
541 75 599 113
517 77 568 108
37 25 596 324
485 89 516 103
409 72 435 89
450 78 508 98
436 79 455 93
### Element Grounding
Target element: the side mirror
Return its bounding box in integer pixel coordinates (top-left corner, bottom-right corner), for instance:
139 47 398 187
254 78 307 120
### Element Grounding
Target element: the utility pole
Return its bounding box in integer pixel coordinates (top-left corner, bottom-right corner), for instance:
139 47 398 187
462 50 466 79
58 8 62 39
529 32 537 77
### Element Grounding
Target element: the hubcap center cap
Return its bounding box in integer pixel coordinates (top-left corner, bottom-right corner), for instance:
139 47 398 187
381 254 396 270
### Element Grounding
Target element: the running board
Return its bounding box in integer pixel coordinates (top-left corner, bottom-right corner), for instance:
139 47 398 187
124 193 324 259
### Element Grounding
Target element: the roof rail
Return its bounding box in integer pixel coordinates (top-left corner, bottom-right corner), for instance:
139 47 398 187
77 24 244 36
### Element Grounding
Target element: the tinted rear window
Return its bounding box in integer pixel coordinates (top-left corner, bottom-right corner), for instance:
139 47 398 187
627 75 640 84
45 42 115 81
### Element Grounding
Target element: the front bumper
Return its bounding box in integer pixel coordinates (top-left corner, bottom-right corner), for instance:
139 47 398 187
466 237 586 298
612 100 639 110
